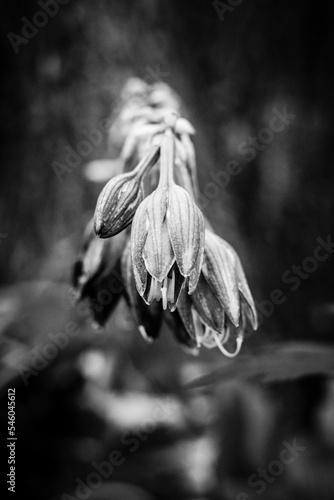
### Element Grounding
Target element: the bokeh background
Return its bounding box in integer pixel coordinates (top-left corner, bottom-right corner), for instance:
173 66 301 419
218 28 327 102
1 1 334 499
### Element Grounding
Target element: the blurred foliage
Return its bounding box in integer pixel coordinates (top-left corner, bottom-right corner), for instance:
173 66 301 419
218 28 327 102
1 0 334 499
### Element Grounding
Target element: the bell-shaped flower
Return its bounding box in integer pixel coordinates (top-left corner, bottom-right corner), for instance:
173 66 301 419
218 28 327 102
169 230 257 357
131 129 205 311
201 230 241 326
94 145 160 238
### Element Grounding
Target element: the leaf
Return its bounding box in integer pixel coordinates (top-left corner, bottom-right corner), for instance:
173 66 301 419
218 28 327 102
185 342 334 389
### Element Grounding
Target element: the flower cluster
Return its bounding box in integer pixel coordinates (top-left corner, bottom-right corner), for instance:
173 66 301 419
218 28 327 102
73 79 257 356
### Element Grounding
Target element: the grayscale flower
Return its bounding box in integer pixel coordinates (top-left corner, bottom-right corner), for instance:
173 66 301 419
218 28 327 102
131 130 205 311
171 230 258 356
73 78 258 358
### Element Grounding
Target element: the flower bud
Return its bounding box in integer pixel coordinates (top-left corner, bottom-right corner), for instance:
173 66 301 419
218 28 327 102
94 146 160 238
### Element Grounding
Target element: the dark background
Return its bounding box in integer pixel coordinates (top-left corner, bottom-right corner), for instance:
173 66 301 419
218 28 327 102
1 1 334 499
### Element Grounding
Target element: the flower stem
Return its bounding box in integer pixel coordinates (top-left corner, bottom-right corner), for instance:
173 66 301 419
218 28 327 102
134 145 160 179
158 129 175 187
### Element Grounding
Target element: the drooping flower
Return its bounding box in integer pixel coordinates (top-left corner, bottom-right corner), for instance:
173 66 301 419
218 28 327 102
73 78 258 358
94 145 160 238
131 129 205 311
172 230 258 356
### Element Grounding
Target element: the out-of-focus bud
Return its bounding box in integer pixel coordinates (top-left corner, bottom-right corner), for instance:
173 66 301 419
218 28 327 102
73 219 127 325
148 82 181 111
174 117 196 136
94 145 160 238
121 123 164 167
173 135 199 199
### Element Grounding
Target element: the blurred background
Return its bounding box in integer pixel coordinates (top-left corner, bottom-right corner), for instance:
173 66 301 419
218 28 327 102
1 0 334 499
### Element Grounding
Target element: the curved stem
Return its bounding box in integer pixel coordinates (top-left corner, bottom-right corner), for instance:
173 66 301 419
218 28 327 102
158 129 175 188
134 144 160 179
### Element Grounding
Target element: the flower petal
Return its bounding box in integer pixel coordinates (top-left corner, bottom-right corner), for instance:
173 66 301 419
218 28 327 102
168 263 186 311
235 256 258 330
191 274 225 332
167 185 204 290
202 231 240 326
143 219 175 282
174 118 196 136
131 198 149 296
142 187 175 282
175 291 198 341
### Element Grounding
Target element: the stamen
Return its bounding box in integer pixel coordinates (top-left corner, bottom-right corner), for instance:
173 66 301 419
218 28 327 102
221 323 230 344
147 279 154 303
161 277 168 310
147 274 177 309
201 336 217 349
167 270 175 303
154 279 161 301
214 332 243 358
191 309 205 347
199 325 218 349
